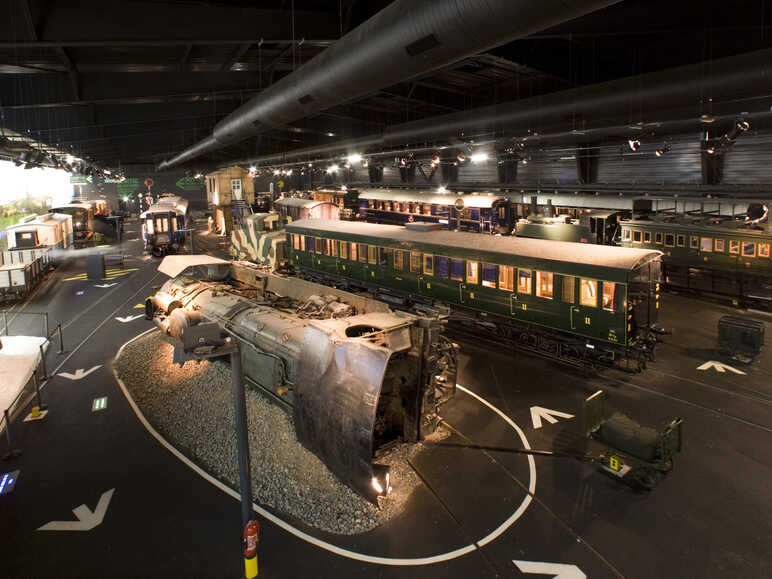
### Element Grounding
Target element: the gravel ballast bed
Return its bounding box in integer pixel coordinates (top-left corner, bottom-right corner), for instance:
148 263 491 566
114 330 427 535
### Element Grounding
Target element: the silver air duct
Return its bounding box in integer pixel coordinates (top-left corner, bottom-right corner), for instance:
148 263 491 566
158 0 618 170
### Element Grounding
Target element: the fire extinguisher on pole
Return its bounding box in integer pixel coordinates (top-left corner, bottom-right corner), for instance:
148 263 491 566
243 519 260 578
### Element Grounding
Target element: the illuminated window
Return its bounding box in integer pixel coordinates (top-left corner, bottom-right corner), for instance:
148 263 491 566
742 242 756 258
644 231 651 243
622 229 631 241
339 241 348 260
498 266 514 291
655 232 663 244
677 234 685 247
466 261 479 284
633 231 642 243
481 263 497 288
561 276 575 303
450 259 464 281
292 234 299 250
305 236 315 252
299 235 305 251
517 269 532 294
729 240 740 254
580 279 598 307
410 252 421 272
665 234 675 247
700 237 712 252
690 236 699 249
358 244 367 262
350 242 357 261
424 254 434 275
367 245 378 264
435 256 449 278
394 249 404 270
379 248 390 265
714 239 725 252
331 240 338 257
536 271 553 299
602 282 616 312
324 239 331 256
759 243 770 258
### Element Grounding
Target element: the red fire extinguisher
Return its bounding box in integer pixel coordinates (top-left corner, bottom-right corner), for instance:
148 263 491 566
243 520 259 578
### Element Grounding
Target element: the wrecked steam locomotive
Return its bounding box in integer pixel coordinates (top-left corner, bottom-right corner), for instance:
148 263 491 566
145 255 457 501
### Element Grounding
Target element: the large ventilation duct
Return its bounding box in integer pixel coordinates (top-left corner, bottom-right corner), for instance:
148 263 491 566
231 47 772 168
158 0 618 170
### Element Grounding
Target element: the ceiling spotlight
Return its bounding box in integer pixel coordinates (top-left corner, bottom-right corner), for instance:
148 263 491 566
470 152 489 163
706 145 718 155
326 164 339 174
249 165 257 173
194 172 202 179
628 139 641 152
286 168 293 175
347 153 362 164
361 159 368 168
437 186 447 194
273 169 281 176
308 163 313 167
457 154 467 163
736 119 750 132
399 158 407 167
522 158 529 165
433 155 441 165
66 154 75 164
655 145 671 157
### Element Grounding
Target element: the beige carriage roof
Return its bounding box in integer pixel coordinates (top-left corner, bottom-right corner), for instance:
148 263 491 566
275 198 336 209
359 189 503 208
288 219 662 271
158 255 230 278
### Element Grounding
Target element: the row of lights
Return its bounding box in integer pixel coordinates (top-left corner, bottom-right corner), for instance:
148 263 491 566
13 150 125 180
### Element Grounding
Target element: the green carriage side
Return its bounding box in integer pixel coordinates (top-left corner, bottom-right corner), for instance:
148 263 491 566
285 220 662 357
620 220 772 304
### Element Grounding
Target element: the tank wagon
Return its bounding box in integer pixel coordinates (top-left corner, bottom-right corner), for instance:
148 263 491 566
286 219 663 370
141 196 189 257
146 256 457 502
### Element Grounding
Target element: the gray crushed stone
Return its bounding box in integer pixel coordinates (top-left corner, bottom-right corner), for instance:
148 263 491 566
114 330 432 535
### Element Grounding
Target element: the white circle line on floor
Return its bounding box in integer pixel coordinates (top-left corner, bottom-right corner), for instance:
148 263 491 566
113 328 536 566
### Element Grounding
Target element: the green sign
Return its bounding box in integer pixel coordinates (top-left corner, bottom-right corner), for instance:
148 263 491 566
104 178 123 184
70 175 93 184
117 178 139 194
92 396 108 412
175 176 203 191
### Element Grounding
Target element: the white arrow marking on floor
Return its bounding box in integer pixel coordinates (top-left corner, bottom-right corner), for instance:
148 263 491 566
529 406 575 430
513 560 586 578
94 283 117 288
38 488 115 532
57 365 102 381
115 314 144 323
696 360 746 375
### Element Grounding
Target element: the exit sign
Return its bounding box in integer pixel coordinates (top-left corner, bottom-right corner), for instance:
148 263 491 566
92 397 108 412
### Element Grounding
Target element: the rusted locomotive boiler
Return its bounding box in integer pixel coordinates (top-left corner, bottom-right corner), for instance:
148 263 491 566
146 256 457 501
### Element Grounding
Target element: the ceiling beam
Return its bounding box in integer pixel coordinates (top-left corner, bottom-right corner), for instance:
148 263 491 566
0 39 334 48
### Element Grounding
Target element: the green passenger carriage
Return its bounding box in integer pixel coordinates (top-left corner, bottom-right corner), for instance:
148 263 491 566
285 219 663 370
619 219 772 306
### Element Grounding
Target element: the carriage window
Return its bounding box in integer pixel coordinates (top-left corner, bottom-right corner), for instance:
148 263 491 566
155 217 169 232
632 231 641 243
602 282 616 312
367 245 378 264
665 234 675 247
450 259 464 281
622 228 631 241
324 239 331 256
305 236 315 252
677 234 685 247
481 263 497 288
498 266 514 292
729 240 740 254
561 276 575 303
759 243 770 258
410 252 421 272
690 236 699 249
466 261 479 284
424 254 434 275
517 269 532 294
580 279 598 307
394 249 404 270
331 240 338 257
700 237 712 252
644 231 651 243
299 235 305 251
536 272 554 299
146 219 154 234
339 241 348 260
358 244 368 263
379 247 390 265
714 239 725 252
655 232 663 244
315 238 324 254
742 242 756 258
349 242 357 261
292 234 299 250
435 256 449 278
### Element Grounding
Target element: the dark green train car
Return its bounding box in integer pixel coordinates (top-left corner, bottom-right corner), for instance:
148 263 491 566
286 220 663 369
620 220 772 306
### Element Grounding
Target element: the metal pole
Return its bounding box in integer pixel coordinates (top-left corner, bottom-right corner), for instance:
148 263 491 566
58 323 64 354
38 344 48 382
43 312 49 338
229 343 256 578
3 409 21 460
32 371 46 411
3 311 7 336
